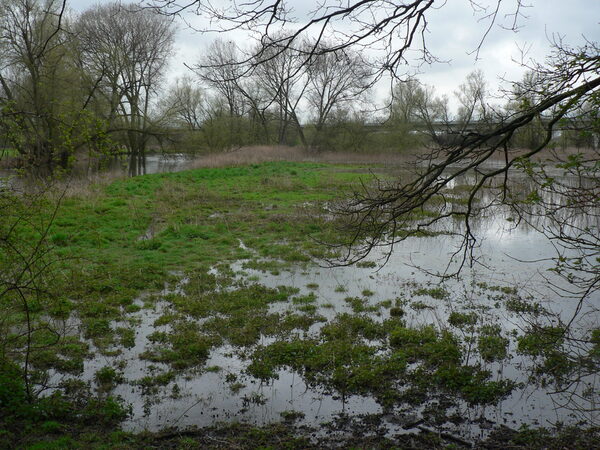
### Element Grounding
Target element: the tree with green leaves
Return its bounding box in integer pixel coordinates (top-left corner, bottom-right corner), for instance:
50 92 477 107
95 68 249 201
0 0 107 170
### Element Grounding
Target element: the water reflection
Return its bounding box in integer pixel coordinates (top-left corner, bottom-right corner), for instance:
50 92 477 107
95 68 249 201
47 223 598 438
0 153 193 189
90 153 193 177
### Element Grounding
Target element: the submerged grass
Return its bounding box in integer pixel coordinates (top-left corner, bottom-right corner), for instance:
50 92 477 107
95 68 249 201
248 313 515 410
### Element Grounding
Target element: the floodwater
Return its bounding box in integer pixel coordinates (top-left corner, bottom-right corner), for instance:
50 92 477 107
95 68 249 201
0 153 192 189
29 154 600 440
103 153 195 177
60 227 598 441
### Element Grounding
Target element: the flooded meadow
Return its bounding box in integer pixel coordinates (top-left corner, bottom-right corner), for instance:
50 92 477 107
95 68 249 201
2 156 599 447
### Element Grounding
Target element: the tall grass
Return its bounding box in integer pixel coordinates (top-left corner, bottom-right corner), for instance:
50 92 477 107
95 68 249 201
188 145 418 169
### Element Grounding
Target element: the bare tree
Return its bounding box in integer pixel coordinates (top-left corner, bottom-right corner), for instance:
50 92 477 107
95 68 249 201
253 36 310 146
192 39 274 148
386 77 449 149
239 77 274 144
329 41 600 281
194 36 300 148
145 1 528 76
506 71 553 149
160 76 206 130
193 39 246 118
155 75 210 152
191 37 372 149
455 70 490 125
76 2 175 160
390 78 428 124
305 44 372 149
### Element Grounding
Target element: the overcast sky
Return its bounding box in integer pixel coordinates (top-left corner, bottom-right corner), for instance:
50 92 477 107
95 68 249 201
69 0 599 111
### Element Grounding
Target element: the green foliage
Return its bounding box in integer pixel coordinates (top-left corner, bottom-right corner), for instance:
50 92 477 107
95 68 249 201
377 120 426 152
249 313 512 410
0 11 114 170
304 117 374 152
343 296 380 313
320 314 386 341
477 325 509 362
389 325 461 365
432 364 515 404
199 115 264 151
590 329 600 358
355 260 377 268
83 396 131 426
517 327 565 357
0 358 130 446
448 311 478 328
516 326 577 385
413 286 450 300
0 359 28 420
389 306 405 317
142 320 215 369
505 297 545 315
134 372 176 394
95 366 124 388
249 338 403 401
116 326 136 348
485 425 600 449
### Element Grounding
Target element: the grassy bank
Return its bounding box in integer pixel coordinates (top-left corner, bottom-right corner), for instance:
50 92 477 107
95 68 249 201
51 161 358 290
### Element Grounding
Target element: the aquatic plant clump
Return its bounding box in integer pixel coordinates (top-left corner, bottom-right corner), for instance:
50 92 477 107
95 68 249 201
248 315 516 410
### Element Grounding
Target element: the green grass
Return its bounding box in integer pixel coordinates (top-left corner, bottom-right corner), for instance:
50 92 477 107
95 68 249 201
54 162 362 270
248 315 515 409
1 161 378 446
22 162 371 344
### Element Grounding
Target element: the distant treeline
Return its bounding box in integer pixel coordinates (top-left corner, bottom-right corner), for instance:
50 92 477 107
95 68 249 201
1 1 597 172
